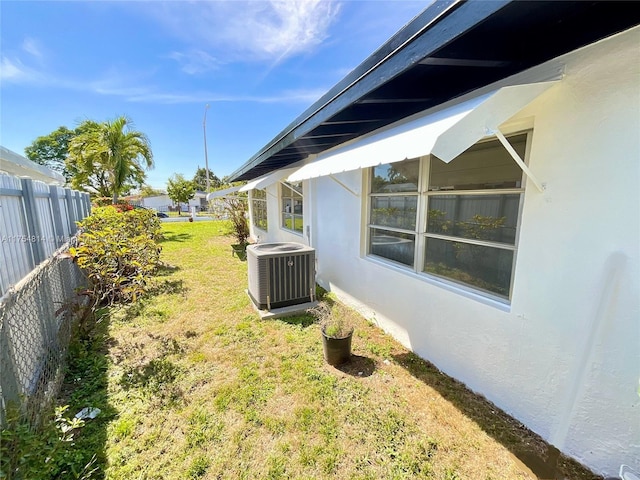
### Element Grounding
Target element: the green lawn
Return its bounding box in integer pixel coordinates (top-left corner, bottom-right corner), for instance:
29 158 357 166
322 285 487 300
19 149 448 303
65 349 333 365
63 220 599 480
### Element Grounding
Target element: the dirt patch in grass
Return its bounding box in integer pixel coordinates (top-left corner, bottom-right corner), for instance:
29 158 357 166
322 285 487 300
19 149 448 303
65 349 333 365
62 220 602 480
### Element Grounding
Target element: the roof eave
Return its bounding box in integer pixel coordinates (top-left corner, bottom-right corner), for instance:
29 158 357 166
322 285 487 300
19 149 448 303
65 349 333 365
229 0 493 181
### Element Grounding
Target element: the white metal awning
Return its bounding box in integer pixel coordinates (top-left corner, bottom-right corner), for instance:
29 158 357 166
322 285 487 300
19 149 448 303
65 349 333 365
206 185 242 201
239 166 299 192
287 81 557 185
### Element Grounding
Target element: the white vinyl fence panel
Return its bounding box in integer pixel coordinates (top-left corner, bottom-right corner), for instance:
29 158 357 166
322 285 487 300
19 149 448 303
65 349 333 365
0 174 91 296
0 174 90 425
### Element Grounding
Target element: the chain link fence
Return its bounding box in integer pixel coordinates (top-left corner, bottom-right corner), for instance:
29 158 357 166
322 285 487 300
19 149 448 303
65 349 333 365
0 240 87 426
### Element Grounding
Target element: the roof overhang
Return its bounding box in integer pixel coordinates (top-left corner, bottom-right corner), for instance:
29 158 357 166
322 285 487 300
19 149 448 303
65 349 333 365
229 0 640 182
239 167 299 192
206 185 243 201
287 80 557 182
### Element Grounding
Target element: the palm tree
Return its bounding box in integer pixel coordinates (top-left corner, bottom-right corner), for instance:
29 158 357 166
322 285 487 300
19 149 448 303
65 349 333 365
68 116 153 202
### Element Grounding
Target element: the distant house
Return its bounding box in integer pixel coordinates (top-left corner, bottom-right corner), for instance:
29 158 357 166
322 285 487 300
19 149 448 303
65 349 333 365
140 191 208 212
228 2 640 477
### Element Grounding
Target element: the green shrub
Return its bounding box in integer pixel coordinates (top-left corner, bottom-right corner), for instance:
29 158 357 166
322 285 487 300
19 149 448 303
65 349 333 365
0 405 97 480
221 196 249 245
70 206 162 306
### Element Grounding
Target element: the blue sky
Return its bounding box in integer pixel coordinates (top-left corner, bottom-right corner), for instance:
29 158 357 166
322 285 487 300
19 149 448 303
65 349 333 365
1 1 428 189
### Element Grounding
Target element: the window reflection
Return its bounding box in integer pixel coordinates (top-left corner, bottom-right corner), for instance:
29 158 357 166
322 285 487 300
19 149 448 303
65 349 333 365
251 189 268 231
281 182 303 233
369 228 415 266
371 196 417 230
430 134 526 191
371 158 419 193
427 194 520 244
424 238 514 298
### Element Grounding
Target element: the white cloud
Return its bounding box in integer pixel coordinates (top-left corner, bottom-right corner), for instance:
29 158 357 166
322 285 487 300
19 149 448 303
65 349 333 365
22 37 43 59
0 51 321 106
261 87 326 105
168 50 221 75
124 87 326 105
0 57 25 80
0 56 41 83
2 37 46 83
151 0 341 64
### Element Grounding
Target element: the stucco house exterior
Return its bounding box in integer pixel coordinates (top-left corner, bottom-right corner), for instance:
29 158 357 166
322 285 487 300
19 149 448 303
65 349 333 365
228 2 640 476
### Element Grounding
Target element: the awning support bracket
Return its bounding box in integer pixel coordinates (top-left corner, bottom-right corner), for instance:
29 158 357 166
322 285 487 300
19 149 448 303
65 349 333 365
329 174 360 197
493 129 545 193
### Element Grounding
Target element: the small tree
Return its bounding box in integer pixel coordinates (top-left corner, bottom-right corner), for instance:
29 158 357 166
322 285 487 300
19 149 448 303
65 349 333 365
67 116 153 202
139 184 164 197
25 126 76 181
167 174 196 215
222 196 249 246
193 166 222 192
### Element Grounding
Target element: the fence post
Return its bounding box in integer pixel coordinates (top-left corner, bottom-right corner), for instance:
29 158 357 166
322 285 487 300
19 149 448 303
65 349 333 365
0 312 22 424
76 192 85 221
77 193 85 220
48 186 65 248
84 193 92 218
21 179 46 266
65 189 77 235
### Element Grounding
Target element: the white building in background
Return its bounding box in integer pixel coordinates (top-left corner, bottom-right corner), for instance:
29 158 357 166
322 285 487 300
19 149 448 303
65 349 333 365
228 2 640 477
140 191 208 212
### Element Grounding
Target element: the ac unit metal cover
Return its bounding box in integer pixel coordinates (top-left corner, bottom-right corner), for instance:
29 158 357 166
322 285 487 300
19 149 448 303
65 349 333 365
247 242 315 310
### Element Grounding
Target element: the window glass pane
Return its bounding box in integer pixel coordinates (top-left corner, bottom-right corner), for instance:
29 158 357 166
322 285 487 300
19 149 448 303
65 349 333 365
282 213 292 230
369 228 415 266
283 182 302 197
293 215 303 233
424 238 513 298
370 196 417 230
281 182 303 232
429 134 526 191
283 214 303 233
371 159 420 193
427 194 520 244
253 189 266 200
252 198 267 231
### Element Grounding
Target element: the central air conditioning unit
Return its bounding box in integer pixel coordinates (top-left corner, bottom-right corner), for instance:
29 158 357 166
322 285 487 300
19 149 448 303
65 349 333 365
247 242 315 310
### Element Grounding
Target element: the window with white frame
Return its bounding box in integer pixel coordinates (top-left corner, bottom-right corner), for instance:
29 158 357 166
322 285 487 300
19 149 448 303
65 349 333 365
281 181 303 233
251 189 268 231
368 133 528 301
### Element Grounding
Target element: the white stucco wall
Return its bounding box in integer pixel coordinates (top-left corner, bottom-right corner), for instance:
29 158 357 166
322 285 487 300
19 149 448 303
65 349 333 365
252 27 640 476
142 195 171 210
142 193 206 212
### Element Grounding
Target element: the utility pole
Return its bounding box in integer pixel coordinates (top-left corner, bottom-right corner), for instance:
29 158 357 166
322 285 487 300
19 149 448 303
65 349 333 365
203 104 210 192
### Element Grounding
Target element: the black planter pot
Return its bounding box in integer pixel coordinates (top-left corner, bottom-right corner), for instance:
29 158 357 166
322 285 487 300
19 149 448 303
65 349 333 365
231 243 247 260
322 329 353 366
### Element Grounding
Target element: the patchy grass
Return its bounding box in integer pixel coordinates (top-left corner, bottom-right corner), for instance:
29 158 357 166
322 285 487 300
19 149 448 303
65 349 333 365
62 220 601 480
